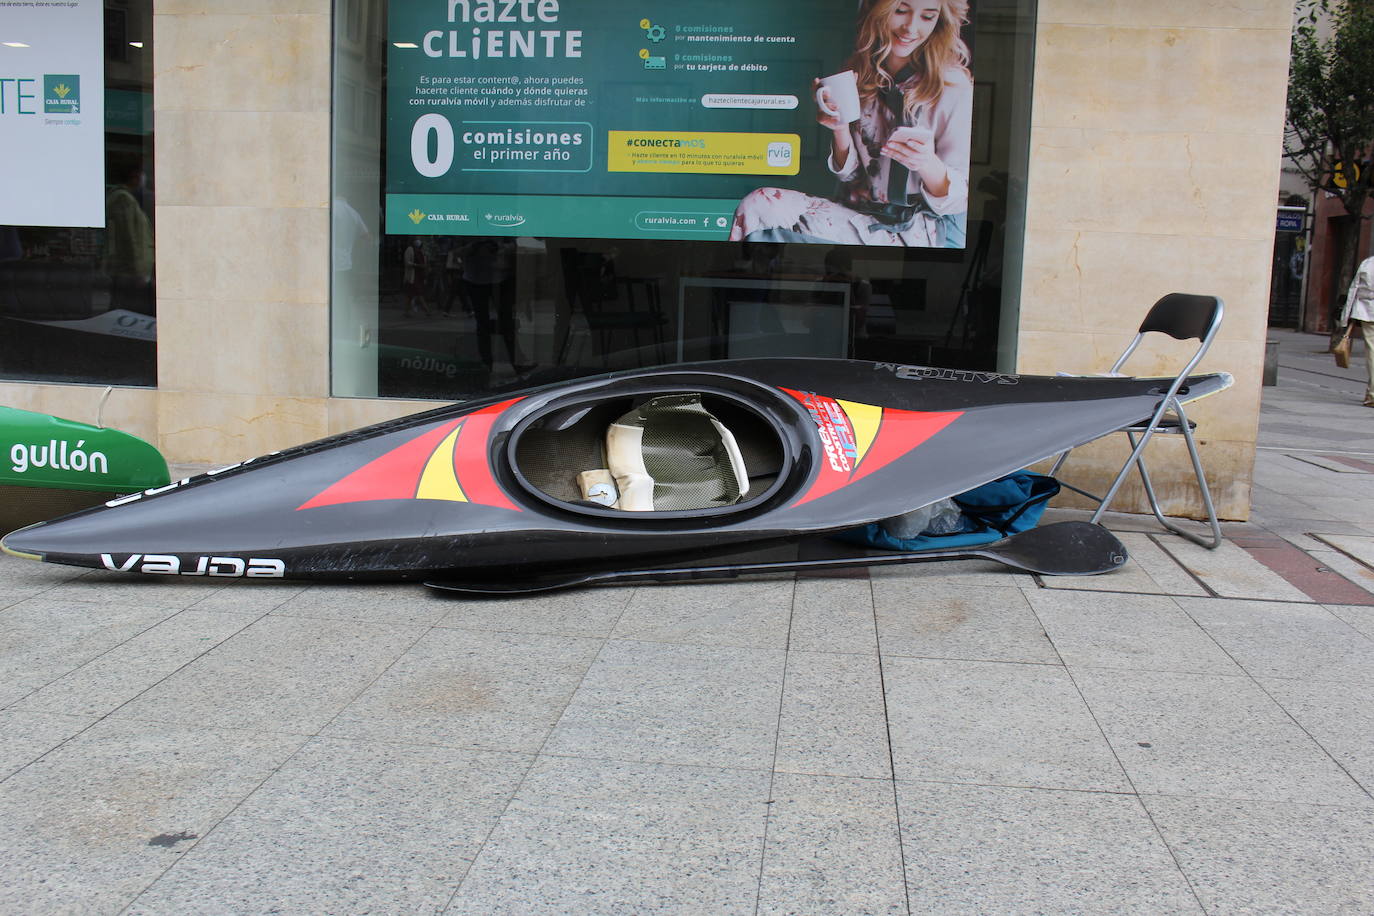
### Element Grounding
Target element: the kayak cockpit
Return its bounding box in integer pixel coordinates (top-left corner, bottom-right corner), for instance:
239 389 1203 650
511 392 789 515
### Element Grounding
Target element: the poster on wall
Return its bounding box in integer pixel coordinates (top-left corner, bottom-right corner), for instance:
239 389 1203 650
385 0 976 248
0 0 106 228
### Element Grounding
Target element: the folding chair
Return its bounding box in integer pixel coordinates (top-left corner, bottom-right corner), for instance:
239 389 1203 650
1049 293 1224 549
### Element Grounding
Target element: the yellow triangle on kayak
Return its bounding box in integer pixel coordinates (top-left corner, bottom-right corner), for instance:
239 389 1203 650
416 424 467 502
837 398 883 464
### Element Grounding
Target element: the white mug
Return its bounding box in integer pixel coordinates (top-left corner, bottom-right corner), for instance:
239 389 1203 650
816 69 861 123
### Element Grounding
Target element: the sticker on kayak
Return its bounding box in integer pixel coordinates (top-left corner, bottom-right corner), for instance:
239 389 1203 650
298 398 523 511
783 390 961 505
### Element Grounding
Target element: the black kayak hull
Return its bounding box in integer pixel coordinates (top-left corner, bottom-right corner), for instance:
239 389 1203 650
1 358 1231 581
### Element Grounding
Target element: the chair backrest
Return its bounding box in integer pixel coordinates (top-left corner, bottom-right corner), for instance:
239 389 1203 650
1138 293 1223 342
1110 294 1223 379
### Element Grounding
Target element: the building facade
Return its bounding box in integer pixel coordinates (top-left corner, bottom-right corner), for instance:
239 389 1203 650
0 0 1294 521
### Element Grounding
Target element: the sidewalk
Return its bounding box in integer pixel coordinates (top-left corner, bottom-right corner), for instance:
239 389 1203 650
2 330 1373 914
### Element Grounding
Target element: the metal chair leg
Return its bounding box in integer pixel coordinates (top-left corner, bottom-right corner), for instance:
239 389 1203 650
1087 419 1163 527
1171 415 1223 548
1048 449 1071 478
1086 404 1221 549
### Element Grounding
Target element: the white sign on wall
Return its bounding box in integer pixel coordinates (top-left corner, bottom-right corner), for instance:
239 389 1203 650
0 0 106 227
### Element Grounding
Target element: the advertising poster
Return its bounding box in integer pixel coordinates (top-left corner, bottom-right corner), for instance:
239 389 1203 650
0 0 106 228
386 0 976 248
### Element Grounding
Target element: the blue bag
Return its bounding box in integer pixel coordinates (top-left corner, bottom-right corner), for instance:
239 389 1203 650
837 472 1061 552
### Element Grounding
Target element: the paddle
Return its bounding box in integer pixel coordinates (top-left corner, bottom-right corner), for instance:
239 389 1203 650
425 520 1128 596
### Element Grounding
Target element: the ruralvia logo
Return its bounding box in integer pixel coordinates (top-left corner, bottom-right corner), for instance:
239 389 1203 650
483 211 525 228
43 75 79 114
407 208 426 224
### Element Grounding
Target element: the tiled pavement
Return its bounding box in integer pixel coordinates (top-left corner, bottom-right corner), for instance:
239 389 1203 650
2 328 1374 913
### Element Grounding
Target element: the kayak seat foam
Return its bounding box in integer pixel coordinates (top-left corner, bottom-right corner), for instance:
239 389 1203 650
513 392 783 513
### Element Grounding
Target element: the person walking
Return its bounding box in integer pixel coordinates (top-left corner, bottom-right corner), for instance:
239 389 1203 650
1340 254 1374 406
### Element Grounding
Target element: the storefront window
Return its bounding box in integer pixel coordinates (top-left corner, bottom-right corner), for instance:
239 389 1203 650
0 1 156 387
332 0 1035 400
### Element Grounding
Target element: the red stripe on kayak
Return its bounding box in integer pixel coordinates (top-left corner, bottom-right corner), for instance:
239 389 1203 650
297 418 463 510
782 389 962 506
850 407 962 484
453 398 523 512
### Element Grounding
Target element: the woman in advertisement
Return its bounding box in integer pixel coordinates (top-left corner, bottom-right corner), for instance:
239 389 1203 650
728 0 973 248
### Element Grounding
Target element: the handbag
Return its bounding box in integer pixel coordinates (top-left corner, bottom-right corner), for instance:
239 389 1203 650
1334 322 1356 369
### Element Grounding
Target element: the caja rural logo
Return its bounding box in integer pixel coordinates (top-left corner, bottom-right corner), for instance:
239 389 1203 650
44 75 79 114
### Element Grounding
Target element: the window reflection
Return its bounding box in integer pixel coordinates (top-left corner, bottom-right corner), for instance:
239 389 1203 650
364 234 1003 401
0 1 154 388
0 166 155 386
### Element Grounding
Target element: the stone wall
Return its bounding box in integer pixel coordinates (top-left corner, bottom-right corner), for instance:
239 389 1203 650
1016 1 1295 520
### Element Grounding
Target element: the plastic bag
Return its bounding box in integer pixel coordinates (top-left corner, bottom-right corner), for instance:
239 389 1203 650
880 497 964 539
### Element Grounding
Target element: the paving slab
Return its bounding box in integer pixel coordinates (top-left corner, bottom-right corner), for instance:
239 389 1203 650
1177 597 1374 682
1287 452 1374 474
1304 495 1374 526
14 609 259 718
109 615 424 734
610 579 794 649
444 755 770 916
0 554 89 608
1306 548 1374 601
1143 794 1374 914
1312 532 1374 569
871 580 1059 665
1073 667 1370 805
270 582 454 627
1249 505 1363 536
0 595 186 708
787 576 877 654
0 708 96 780
322 627 603 753
1232 537 1374 605
1327 601 1374 640
1260 450 1369 484
757 773 906 916
28 572 231 612
1151 537 1310 601
126 738 528 916
882 657 1128 791
181 581 310 616
1027 591 1242 675
868 556 1031 588
895 781 1199 914
0 716 303 914
1258 676 1374 795
1040 532 1208 596
774 651 890 779
544 639 785 770
435 586 636 638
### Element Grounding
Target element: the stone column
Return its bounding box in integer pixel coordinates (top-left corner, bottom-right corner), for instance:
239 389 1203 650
1017 1 1295 521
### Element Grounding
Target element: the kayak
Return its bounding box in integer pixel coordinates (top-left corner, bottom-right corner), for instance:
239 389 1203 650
1 359 1231 586
0 405 170 536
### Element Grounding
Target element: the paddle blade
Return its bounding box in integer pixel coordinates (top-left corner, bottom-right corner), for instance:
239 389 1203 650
970 521 1128 576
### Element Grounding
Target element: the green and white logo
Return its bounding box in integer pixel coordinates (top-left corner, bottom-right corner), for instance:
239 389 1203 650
43 74 80 114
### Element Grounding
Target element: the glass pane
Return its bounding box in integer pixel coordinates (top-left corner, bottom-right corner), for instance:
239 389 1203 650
332 0 1036 401
0 1 156 387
